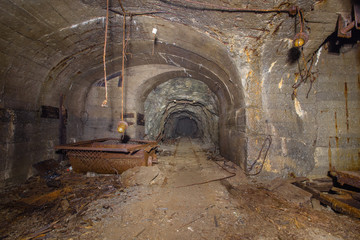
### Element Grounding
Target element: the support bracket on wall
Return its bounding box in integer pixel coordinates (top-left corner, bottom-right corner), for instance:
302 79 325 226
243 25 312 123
337 3 360 38
355 3 360 30
337 13 353 38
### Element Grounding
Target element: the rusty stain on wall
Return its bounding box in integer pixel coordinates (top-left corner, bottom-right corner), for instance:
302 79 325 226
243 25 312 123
334 111 338 136
328 138 332 170
344 82 349 143
334 111 340 167
243 47 256 63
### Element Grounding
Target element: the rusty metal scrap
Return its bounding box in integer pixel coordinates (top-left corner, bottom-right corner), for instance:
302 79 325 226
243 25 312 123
55 138 158 174
293 182 360 219
331 170 360 189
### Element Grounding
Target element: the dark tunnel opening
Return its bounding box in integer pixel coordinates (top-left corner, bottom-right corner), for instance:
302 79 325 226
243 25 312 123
162 111 204 140
144 78 219 145
175 117 199 138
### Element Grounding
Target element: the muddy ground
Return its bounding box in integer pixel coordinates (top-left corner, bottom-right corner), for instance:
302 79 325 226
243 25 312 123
0 138 359 240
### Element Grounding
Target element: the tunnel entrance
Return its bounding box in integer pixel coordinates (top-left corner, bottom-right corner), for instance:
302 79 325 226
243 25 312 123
175 117 198 138
163 112 203 140
144 78 219 145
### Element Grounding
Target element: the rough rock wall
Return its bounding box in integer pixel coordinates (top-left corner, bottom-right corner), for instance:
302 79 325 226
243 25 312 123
144 78 219 144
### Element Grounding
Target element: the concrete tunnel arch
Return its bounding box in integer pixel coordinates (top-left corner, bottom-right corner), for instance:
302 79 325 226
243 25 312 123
35 15 247 167
137 75 220 145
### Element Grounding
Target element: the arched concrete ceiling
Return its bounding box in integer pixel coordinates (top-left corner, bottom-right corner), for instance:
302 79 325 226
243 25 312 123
0 0 246 111
41 41 240 110
1 0 325 112
38 15 244 112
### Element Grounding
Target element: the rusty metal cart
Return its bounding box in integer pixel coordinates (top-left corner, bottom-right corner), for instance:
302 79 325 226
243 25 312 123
55 138 158 174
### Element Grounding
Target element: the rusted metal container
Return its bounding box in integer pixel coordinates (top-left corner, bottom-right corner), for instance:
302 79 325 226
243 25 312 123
55 138 158 174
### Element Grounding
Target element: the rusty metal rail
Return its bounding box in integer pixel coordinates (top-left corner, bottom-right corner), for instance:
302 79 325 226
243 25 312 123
331 170 360 189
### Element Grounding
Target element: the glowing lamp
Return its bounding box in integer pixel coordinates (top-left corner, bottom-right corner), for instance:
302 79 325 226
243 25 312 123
294 38 305 47
117 121 128 133
293 32 308 48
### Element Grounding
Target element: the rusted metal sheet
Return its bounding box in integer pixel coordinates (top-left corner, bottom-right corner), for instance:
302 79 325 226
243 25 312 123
332 171 360 189
55 138 158 174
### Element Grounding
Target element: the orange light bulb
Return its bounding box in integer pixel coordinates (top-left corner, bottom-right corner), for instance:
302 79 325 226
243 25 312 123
294 38 305 47
117 121 128 133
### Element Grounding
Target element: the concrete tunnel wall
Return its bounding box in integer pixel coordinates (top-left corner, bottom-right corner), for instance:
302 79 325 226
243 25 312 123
0 0 359 185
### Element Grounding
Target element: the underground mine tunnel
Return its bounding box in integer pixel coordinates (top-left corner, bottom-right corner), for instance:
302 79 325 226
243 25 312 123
1 0 360 238
0 0 358 185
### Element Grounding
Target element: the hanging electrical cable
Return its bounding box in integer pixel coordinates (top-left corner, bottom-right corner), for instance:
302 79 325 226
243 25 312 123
101 0 110 107
293 9 308 48
159 0 296 15
117 0 128 135
246 136 272 176
121 13 126 121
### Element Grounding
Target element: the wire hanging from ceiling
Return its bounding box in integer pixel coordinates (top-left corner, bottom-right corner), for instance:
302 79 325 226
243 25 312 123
116 0 127 123
115 0 129 136
101 0 110 107
159 0 294 14
120 2 126 121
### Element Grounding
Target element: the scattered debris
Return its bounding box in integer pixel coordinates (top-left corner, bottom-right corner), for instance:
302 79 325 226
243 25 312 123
32 159 62 188
265 176 308 191
120 166 165 187
0 166 123 239
1 139 360 239
305 177 334 192
293 181 360 219
213 215 218 227
177 214 204 231
273 182 312 207
23 220 59 240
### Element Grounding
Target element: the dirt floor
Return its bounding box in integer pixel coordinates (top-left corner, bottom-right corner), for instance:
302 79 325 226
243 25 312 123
1 138 360 239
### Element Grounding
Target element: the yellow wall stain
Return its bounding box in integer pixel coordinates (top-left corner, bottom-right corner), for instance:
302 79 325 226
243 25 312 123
278 77 283 89
294 98 306 117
